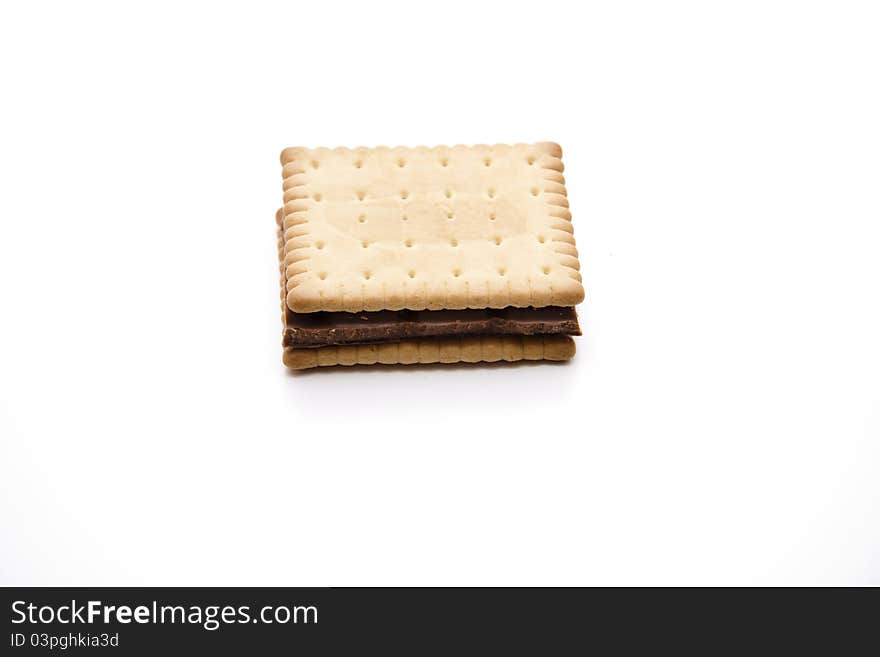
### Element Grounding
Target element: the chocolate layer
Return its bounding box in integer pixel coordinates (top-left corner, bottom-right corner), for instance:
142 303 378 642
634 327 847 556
284 306 580 348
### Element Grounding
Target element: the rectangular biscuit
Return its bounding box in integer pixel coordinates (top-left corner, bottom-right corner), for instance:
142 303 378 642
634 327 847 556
282 336 576 370
279 142 583 313
276 142 584 370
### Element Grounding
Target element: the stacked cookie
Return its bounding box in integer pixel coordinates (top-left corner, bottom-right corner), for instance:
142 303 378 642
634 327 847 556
276 143 584 369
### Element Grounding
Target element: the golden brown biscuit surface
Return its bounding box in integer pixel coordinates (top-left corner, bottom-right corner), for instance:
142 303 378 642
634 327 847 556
282 336 575 370
279 143 583 313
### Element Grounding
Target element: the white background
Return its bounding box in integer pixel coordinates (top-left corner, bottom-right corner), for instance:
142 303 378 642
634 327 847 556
1 1 878 586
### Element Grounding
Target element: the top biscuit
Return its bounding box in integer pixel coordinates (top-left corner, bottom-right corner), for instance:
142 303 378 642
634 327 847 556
279 142 583 313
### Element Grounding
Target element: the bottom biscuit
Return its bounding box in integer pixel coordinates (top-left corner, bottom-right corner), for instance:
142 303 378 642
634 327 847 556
283 335 575 370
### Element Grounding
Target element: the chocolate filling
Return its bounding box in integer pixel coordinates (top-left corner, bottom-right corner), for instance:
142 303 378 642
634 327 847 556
284 306 580 348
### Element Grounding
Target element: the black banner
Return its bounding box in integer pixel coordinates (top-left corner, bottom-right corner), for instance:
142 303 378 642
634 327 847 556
1 587 876 654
